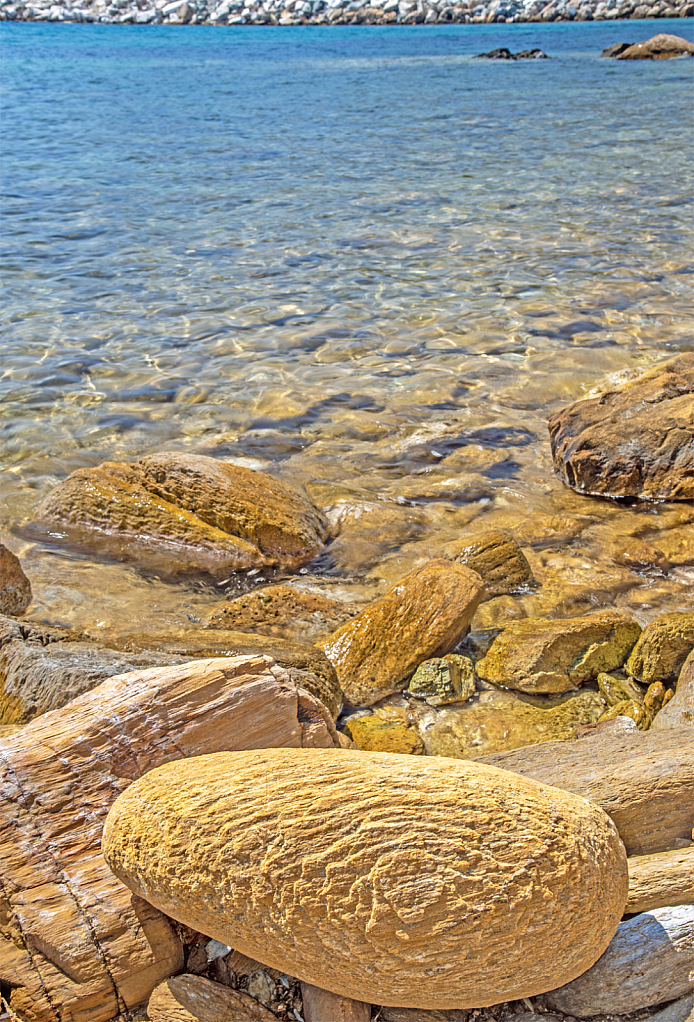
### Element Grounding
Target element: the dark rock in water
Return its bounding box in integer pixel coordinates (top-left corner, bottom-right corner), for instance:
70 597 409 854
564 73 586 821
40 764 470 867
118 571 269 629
475 47 549 60
615 34 694 60
548 353 694 501
0 543 31 616
601 42 637 58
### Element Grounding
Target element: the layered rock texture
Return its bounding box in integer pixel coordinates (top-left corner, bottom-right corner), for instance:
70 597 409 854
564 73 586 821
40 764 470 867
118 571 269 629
439 530 533 597
548 353 694 501
0 542 31 615
2 0 693 24
476 611 641 693
36 452 328 574
0 656 339 1022
148 974 278 1021
203 583 353 641
626 611 694 685
320 559 485 706
103 747 629 1009
625 847 694 914
652 649 694 730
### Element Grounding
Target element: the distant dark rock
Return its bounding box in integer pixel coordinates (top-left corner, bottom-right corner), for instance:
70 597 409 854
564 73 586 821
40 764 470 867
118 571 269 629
475 47 549 59
601 42 636 57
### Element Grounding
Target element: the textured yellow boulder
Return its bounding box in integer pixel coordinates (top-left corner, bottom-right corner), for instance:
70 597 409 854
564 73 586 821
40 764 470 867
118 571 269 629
36 452 328 574
477 612 642 694
344 715 424 754
320 559 485 706
103 748 628 1009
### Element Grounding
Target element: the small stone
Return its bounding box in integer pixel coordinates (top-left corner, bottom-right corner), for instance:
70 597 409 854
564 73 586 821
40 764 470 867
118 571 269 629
440 530 533 597
148 974 277 1021
300 983 371 1022
597 671 644 707
344 716 424 755
626 612 694 685
599 699 651 731
651 649 694 731
0 542 31 616
408 654 476 706
477 612 641 694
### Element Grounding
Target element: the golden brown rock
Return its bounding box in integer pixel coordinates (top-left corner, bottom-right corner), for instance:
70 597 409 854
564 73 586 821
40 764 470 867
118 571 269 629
320 559 485 707
344 715 424 754
616 33 694 59
203 584 353 641
439 530 533 596
0 656 339 1022
111 627 343 719
148 974 277 1022
0 542 31 615
480 724 694 855
476 612 641 694
626 847 694 915
301 983 371 1022
36 452 328 574
626 612 694 686
651 650 694 731
548 353 694 501
103 747 628 1009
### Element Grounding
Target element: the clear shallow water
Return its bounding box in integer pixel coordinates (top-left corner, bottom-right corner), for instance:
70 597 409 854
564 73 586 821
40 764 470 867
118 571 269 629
1 21 693 635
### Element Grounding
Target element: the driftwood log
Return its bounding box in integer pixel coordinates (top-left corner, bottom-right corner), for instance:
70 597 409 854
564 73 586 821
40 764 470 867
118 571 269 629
626 847 694 914
0 655 339 1022
480 721 694 855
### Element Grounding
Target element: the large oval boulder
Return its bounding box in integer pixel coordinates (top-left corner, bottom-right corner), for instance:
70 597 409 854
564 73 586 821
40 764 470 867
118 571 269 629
615 34 694 60
319 559 485 707
548 354 694 501
36 453 329 574
103 747 629 1009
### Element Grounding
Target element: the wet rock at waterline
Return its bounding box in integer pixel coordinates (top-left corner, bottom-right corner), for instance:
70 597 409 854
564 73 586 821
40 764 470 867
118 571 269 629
148 974 277 1022
344 714 424 754
475 47 549 58
548 353 694 501
0 542 31 615
408 653 476 706
105 626 343 719
320 559 485 707
439 530 533 597
0 657 340 1022
651 649 694 730
626 611 694 686
203 583 353 641
36 452 329 575
102 747 628 1009
476 611 641 694
545 904 694 1016
613 33 694 59
417 688 606 759
480 723 694 856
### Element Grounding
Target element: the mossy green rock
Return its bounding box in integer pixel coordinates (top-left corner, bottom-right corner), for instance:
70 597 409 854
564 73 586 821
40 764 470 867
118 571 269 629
626 612 694 686
344 716 424 755
408 654 476 706
417 689 606 760
477 612 641 694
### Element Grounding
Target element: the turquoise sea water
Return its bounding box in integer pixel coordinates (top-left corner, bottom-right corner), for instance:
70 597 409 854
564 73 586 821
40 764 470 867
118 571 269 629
1 21 693 631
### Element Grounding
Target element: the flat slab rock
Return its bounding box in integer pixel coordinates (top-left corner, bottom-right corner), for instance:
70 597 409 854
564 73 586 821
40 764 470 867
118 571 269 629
0 656 339 1022
480 721 694 855
103 747 628 1010
476 611 641 694
626 846 694 915
545 904 694 1016
548 353 694 501
36 451 329 574
148 974 277 1021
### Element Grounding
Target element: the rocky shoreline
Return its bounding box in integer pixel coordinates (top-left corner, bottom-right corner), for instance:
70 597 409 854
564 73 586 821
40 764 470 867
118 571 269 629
1 0 693 26
0 357 693 1021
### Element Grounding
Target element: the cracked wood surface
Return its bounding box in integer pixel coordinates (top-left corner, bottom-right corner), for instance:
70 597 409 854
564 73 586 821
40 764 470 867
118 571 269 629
0 655 339 1022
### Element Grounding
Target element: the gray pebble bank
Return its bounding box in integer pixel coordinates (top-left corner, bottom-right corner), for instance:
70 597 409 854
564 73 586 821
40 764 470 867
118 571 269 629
1 0 692 26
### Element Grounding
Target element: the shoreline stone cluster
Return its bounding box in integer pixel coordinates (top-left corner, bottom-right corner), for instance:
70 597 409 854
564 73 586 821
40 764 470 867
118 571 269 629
0 353 693 1022
1 0 693 25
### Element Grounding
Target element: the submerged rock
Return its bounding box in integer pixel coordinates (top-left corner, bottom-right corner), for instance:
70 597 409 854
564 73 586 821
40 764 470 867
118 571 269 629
417 688 606 759
545 904 694 1015
439 530 533 597
344 715 424 754
36 452 329 575
548 353 694 501
102 747 628 1009
320 559 484 707
474 47 549 58
408 653 476 706
615 33 694 59
626 611 694 686
0 542 31 616
476 612 641 694
204 583 353 641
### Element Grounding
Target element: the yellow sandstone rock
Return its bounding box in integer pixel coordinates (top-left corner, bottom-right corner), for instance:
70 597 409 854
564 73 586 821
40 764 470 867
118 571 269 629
103 747 629 1009
320 559 485 706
